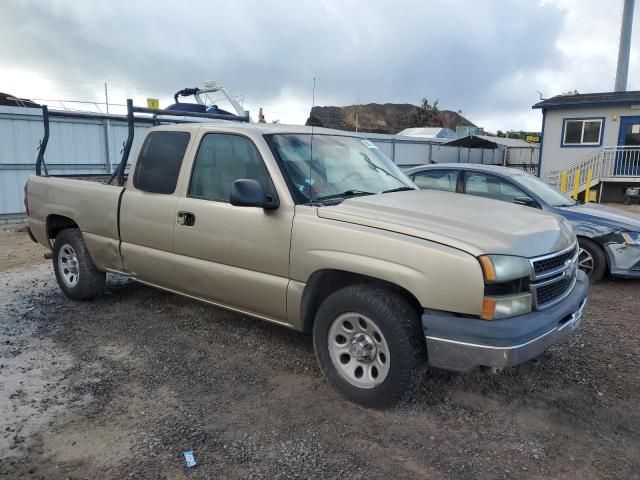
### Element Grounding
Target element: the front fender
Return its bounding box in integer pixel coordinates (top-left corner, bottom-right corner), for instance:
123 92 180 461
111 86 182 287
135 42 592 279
289 208 485 316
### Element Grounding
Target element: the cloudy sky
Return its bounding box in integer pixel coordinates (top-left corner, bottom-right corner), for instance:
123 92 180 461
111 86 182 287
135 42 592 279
1 0 638 132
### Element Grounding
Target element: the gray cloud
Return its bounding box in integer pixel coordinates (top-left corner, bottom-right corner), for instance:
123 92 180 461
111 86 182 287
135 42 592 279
0 0 635 130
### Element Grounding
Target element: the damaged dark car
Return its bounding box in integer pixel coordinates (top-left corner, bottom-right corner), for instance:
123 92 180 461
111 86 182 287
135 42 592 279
404 164 640 283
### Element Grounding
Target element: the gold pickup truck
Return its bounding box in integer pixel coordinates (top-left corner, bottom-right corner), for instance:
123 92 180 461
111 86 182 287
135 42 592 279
26 117 588 407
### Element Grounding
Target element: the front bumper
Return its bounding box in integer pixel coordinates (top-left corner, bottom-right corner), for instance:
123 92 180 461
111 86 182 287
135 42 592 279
605 243 640 278
422 270 589 372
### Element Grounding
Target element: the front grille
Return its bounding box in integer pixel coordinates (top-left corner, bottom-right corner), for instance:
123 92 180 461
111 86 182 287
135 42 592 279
532 245 577 278
535 276 574 307
529 242 579 309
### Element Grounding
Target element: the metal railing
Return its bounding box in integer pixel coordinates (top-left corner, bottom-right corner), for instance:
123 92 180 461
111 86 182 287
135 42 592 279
548 146 640 195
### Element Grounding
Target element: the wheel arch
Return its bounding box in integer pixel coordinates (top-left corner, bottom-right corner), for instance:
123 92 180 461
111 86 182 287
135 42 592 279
46 214 80 246
299 269 423 334
577 234 611 273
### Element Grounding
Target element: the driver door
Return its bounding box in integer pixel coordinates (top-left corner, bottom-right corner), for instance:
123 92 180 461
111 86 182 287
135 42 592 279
172 132 294 322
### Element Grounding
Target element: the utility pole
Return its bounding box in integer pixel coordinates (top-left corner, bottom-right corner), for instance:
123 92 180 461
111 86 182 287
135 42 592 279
614 0 635 91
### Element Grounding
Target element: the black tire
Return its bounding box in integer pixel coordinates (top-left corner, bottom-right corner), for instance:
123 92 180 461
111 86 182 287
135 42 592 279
53 228 105 300
578 237 606 284
312 284 427 408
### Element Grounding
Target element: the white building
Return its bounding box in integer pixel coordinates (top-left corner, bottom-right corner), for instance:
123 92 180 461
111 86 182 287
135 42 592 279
396 127 457 140
533 91 640 201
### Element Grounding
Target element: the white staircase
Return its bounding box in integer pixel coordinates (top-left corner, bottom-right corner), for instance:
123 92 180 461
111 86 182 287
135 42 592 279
547 146 640 196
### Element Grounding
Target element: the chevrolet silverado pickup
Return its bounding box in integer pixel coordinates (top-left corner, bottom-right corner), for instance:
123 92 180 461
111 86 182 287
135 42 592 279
26 105 589 407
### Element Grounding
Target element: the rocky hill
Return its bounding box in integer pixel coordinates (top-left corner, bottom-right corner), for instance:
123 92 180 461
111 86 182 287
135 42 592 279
306 103 475 134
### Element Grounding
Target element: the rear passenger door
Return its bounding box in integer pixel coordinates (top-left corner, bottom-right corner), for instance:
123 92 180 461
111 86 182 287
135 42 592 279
410 169 460 192
119 130 192 287
172 132 293 322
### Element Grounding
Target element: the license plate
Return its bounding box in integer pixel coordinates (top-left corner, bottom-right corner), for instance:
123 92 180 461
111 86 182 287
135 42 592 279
569 314 583 347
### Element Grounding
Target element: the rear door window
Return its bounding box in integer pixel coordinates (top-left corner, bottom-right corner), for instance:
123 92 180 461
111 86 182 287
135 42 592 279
133 131 191 194
464 172 525 203
411 169 459 192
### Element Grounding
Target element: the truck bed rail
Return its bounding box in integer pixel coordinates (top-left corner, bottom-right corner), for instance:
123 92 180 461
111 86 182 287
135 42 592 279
35 98 250 186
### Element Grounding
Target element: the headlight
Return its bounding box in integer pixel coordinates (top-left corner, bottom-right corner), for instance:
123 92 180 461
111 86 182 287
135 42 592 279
482 293 532 320
622 231 640 246
478 255 532 283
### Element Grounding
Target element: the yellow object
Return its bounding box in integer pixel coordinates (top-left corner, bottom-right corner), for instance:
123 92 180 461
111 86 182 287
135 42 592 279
525 135 540 143
478 256 496 282
560 172 568 193
572 170 580 200
589 190 597 202
481 297 496 320
584 169 593 203
147 98 159 109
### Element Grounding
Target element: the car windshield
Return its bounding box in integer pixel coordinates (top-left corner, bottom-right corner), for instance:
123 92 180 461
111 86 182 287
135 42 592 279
512 174 577 207
266 134 415 204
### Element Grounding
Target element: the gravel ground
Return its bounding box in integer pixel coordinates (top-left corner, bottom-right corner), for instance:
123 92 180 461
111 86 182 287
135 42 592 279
602 202 640 214
1 228 639 479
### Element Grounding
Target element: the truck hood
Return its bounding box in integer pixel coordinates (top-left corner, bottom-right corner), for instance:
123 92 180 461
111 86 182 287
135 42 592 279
317 190 575 258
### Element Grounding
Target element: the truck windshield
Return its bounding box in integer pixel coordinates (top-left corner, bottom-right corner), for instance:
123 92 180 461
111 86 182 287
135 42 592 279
512 174 577 207
266 134 415 204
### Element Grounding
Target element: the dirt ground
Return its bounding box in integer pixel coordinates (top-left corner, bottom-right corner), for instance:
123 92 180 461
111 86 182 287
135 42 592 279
1 226 639 480
0 225 48 271
603 202 640 214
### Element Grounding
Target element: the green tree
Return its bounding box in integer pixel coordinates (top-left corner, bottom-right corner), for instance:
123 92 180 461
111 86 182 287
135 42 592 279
410 98 442 127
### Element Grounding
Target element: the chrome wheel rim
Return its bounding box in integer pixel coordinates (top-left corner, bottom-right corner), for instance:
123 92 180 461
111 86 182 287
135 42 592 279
578 247 594 276
58 244 79 288
327 313 390 389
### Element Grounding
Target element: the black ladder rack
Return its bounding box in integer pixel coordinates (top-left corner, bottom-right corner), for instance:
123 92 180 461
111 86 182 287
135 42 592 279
35 98 250 185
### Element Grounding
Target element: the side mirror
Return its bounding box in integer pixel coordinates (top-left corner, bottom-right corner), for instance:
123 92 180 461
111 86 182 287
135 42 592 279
513 196 540 208
230 179 279 209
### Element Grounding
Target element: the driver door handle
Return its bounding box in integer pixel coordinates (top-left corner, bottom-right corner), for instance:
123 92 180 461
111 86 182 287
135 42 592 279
177 211 196 226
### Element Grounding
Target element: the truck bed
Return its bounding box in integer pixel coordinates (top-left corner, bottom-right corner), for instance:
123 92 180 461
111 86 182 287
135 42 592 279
27 175 126 271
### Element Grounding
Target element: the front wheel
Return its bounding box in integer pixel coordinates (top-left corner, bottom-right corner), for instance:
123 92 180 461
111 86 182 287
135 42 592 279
53 228 106 300
313 284 427 408
578 237 606 283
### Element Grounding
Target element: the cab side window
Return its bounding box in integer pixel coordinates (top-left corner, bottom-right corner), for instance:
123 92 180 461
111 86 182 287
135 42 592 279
464 172 525 203
412 170 459 192
133 131 191 194
189 133 273 202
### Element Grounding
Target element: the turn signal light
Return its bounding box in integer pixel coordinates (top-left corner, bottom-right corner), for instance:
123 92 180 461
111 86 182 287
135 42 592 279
481 293 532 320
481 297 497 320
479 256 496 282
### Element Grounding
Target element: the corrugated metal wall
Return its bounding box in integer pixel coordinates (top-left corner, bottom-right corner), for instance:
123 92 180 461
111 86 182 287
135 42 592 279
0 106 540 221
0 106 149 220
362 135 537 169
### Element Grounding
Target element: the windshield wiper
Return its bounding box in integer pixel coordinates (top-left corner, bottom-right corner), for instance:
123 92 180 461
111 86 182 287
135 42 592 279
381 186 415 194
314 190 375 203
360 153 406 184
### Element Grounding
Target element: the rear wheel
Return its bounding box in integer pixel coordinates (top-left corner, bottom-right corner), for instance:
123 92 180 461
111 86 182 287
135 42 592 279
53 228 105 300
313 284 426 408
578 237 606 283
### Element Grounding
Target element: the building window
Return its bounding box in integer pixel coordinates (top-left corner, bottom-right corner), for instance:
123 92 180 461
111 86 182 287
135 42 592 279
562 118 603 147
